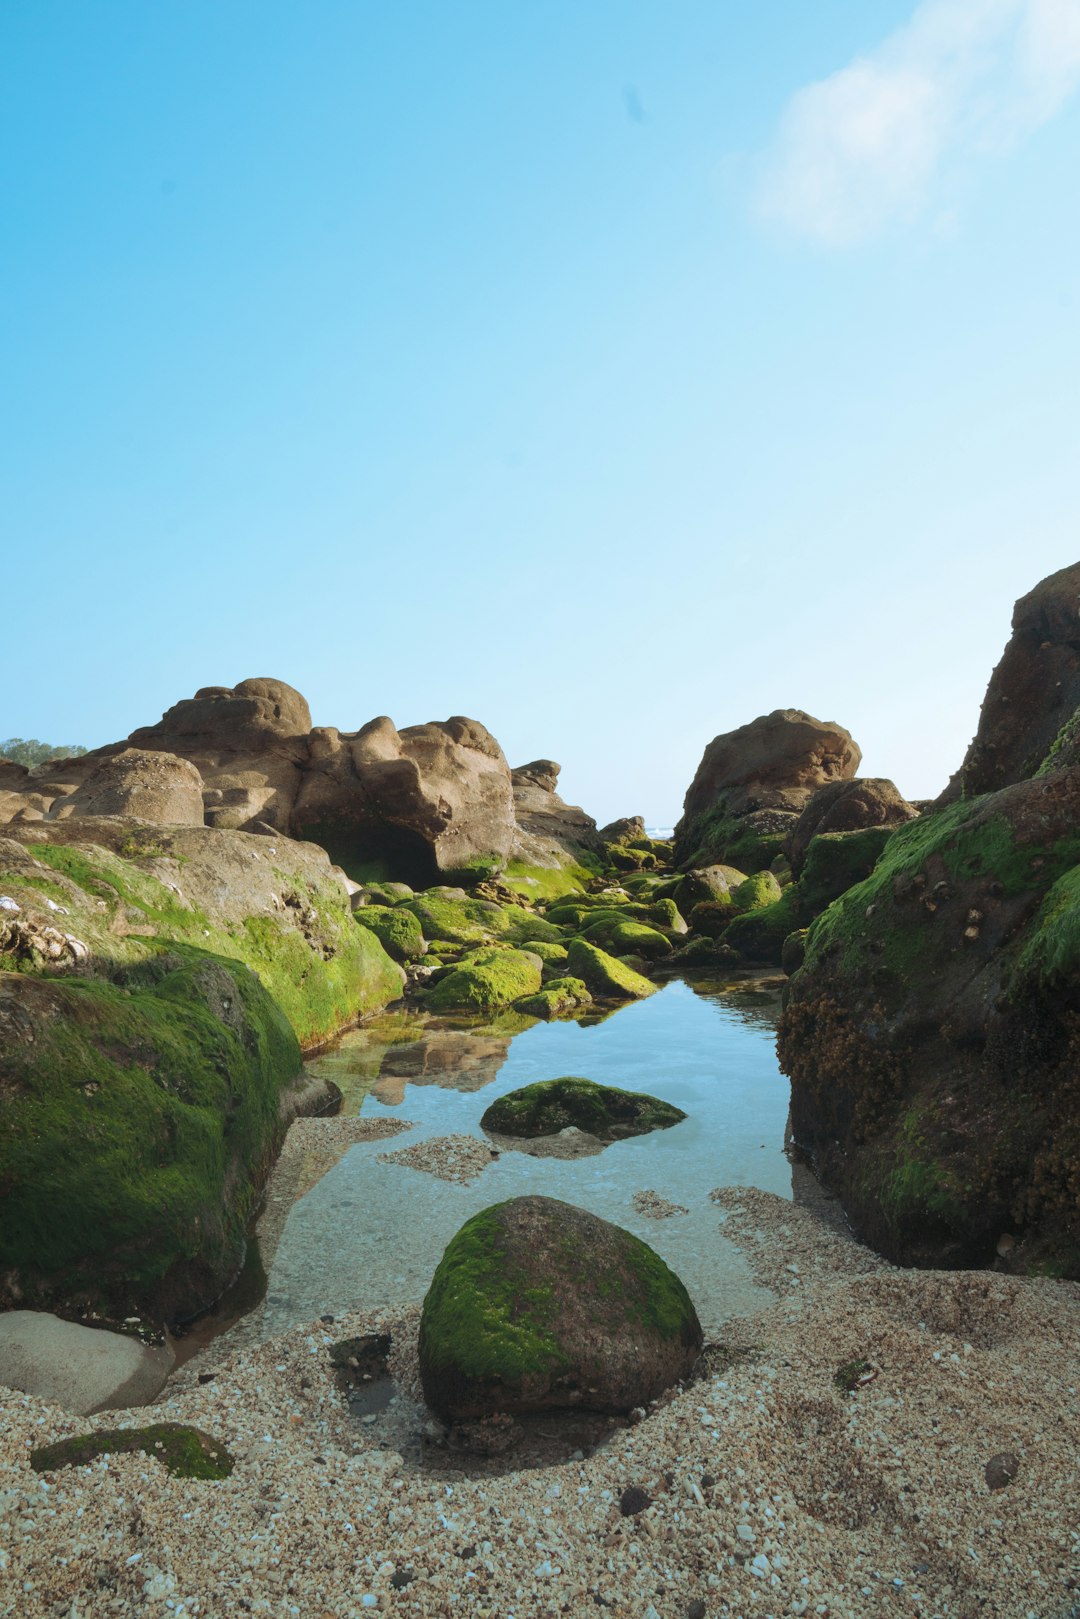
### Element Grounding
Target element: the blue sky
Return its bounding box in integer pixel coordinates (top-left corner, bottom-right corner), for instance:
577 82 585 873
4 1 1079 824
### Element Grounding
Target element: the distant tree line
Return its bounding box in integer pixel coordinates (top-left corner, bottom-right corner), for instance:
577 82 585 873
0 738 88 767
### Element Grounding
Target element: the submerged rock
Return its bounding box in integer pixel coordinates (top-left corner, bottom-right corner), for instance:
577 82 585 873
480 1076 685 1140
418 1196 703 1419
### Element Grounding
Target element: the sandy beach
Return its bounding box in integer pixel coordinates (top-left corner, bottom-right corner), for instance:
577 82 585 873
3 1183 1077 1619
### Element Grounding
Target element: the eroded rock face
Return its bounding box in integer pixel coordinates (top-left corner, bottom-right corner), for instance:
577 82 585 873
53 748 206 827
681 710 861 823
293 716 516 884
510 760 602 868
128 677 313 833
946 562 1080 800
778 767 1080 1275
786 778 917 878
418 1196 702 1420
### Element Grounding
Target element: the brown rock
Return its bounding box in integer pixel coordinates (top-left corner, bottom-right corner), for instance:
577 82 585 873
985 1451 1019 1490
599 815 646 844
679 709 861 825
511 760 602 866
52 748 205 827
786 778 918 877
945 562 1080 799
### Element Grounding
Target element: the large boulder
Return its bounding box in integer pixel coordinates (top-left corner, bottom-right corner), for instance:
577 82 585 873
599 815 646 844
0 819 404 1322
675 710 860 871
786 778 918 878
778 768 1080 1275
418 1196 703 1419
945 562 1080 800
52 748 206 827
0 1313 174 1416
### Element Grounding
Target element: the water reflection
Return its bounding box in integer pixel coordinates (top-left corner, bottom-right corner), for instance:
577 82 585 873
276 971 795 1339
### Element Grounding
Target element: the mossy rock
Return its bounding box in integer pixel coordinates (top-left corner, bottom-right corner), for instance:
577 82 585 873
724 892 799 963
513 977 592 1020
0 825 407 1321
565 939 656 1001
780 777 1080 1273
403 892 515 947
688 899 734 938
480 1076 685 1140
352 903 427 962
6 825 404 1049
425 947 543 1014
522 939 569 970
501 859 600 903
578 915 673 961
0 953 303 1321
500 911 564 946
418 1196 703 1420
353 881 414 906
604 842 655 871
31 1422 233 1480
669 936 739 967
674 808 785 874
675 865 748 913
731 870 783 913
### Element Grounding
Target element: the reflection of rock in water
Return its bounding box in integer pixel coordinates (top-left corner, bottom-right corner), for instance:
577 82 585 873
371 1033 510 1105
683 971 783 1033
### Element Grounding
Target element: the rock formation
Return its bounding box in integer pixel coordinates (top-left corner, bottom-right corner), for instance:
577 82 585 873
0 682 603 885
779 568 1080 1280
675 709 860 872
944 561 1080 799
0 819 404 1323
51 748 206 827
510 760 602 868
418 1196 702 1420
785 777 917 878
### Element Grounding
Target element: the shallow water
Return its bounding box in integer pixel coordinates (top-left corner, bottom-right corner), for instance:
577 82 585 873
259 972 794 1339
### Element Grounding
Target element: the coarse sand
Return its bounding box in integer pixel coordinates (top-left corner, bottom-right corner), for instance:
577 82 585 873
2 1188 1078 1619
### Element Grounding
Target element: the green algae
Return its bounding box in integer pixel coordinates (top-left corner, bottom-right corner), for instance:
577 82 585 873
352 903 427 962
425 947 543 1014
565 939 656 1001
480 1076 685 1140
31 1422 234 1480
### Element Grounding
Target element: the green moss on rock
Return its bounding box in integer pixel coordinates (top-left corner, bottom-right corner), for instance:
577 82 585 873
352 903 427 962
418 1196 703 1419
513 977 592 1020
0 952 300 1318
425 947 543 1014
480 1076 685 1139
579 914 673 961
731 870 783 913
565 939 656 1001
31 1422 234 1480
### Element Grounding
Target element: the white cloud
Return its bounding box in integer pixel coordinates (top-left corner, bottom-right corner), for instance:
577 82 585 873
758 0 1080 245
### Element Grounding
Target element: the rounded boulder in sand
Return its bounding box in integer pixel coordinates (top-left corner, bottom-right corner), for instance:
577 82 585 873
418 1195 702 1421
